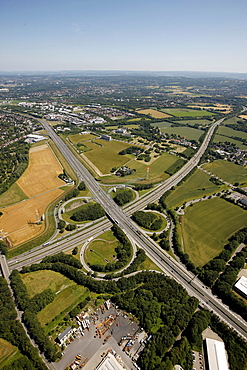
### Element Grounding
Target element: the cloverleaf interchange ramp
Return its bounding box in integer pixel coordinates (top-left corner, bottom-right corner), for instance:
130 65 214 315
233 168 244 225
7 117 247 340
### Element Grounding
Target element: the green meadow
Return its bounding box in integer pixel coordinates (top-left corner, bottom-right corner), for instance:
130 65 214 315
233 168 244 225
83 139 136 174
161 108 215 117
84 231 119 267
181 197 247 266
165 169 222 209
213 134 247 150
158 126 204 141
203 160 247 185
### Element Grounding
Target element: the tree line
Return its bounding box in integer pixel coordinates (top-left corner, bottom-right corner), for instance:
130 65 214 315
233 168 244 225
10 270 61 362
0 277 48 370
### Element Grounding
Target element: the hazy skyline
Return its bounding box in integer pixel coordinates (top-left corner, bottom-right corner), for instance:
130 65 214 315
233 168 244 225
1 0 247 73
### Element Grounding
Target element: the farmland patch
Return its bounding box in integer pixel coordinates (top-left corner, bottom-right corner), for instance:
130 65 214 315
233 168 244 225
137 108 171 118
161 108 215 117
203 159 247 185
181 197 247 266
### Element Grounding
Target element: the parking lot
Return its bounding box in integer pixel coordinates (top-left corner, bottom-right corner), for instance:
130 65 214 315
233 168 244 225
192 350 205 370
52 304 145 370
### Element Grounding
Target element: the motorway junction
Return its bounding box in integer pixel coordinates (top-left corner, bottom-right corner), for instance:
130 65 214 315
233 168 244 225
3 117 247 342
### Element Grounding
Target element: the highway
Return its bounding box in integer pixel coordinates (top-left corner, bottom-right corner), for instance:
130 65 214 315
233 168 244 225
7 117 247 340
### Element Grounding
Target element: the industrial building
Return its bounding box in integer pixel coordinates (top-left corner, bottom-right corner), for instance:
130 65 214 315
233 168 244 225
234 275 247 298
204 338 229 370
95 352 126 370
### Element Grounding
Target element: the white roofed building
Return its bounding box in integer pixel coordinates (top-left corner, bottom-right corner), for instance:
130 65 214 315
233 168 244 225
234 276 247 298
205 338 229 370
95 353 126 370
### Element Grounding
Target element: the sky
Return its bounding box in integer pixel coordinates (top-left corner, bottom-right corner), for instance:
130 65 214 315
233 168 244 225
1 0 247 73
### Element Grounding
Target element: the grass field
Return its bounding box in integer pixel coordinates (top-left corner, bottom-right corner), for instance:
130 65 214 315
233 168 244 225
139 255 162 272
0 339 19 369
216 126 247 140
0 183 27 207
181 198 247 266
38 282 88 326
161 108 215 117
137 108 171 118
84 230 118 267
22 270 89 327
213 134 247 150
151 121 172 129
22 270 70 297
203 160 247 185
223 117 240 126
127 152 179 182
165 169 222 208
69 133 97 143
174 119 212 126
83 139 137 174
158 126 204 141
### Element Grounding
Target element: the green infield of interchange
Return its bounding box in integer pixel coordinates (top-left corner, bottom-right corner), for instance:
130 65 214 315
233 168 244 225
82 139 140 174
181 197 247 267
165 169 224 209
0 338 19 369
84 230 120 267
203 159 247 185
62 200 97 224
110 187 136 203
133 211 167 232
161 108 215 117
156 126 204 141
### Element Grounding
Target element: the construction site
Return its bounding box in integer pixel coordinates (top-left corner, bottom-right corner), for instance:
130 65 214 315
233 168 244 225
53 301 146 370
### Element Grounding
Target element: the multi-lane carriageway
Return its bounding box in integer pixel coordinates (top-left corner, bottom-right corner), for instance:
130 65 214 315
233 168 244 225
7 117 247 340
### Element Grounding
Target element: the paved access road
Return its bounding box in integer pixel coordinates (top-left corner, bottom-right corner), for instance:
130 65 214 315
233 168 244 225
7 117 247 340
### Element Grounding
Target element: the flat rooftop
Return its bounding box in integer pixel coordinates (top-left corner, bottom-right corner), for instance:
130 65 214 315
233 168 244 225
205 338 229 370
95 352 125 370
234 275 247 297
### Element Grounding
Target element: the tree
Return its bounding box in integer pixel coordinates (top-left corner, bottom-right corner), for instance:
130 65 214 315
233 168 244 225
78 181 86 191
72 247 78 255
57 220 65 229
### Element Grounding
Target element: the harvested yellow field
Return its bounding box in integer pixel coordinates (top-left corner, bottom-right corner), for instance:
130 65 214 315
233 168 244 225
188 104 232 113
0 188 63 246
137 108 171 118
239 115 247 120
0 143 65 247
17 144 64 197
